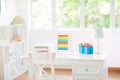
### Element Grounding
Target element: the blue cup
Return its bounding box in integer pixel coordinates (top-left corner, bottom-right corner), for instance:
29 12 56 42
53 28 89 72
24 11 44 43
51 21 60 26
86 46 93 54
79 46 84 54
90 46 93 54
84 47 90 54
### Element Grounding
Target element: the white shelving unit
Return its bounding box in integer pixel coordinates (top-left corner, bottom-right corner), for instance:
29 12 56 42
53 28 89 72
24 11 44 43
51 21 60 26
0 23 28 80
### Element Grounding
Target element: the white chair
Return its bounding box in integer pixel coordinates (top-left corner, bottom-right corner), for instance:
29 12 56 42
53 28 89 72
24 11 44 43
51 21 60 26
29 52 55 80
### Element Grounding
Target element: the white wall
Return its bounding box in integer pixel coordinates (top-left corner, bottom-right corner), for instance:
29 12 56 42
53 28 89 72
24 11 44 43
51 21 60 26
28 29 120 68
28 30 93 51
101 29 120 67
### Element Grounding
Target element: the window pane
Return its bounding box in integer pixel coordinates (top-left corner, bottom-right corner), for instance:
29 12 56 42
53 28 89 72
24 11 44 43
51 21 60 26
115 0 120 28
0 0 1 13
56 0 80 29
85 0 110 28
32 0 52 30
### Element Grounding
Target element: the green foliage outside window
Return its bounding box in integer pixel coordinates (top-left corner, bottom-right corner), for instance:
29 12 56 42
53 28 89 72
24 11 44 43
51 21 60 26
32 0 120 29
56 0 80 28
56 0 110 28
0 0 1 13
85 0 110 28
115 0 120 28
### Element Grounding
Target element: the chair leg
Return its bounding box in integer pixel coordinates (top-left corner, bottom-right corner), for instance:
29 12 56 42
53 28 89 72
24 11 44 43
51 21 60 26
51 66 55 80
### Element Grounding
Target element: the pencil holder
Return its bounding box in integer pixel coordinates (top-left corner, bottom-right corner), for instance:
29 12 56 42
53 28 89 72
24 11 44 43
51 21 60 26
78 43 94 55
90 46 93 54
85 46 93 54
84 47 90 54
79 46 84 54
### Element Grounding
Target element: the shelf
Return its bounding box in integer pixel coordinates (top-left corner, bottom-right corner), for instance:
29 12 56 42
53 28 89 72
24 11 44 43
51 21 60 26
11 41 25 45
9 56 28 63
10 23 26 27
0 41 25 45
0 23 26 44
0 22 27 80
11 69 28 80
9 59 19 63
8 57 28 80
0 42 10 46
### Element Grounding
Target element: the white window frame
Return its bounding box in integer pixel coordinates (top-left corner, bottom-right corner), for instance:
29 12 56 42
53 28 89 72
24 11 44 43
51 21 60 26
0 0 5 14
110 0 115 29
30 0 118 31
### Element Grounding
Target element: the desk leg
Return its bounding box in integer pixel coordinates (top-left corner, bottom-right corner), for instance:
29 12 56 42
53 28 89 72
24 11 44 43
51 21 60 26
29 61 33 80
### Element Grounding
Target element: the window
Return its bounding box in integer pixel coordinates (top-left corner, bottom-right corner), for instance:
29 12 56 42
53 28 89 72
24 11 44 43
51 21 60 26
32 0 119 30
0 0 5 14
115 0 120 28
56 0 80 29
0 0 1 13
85 0 110 28
32 0 52 30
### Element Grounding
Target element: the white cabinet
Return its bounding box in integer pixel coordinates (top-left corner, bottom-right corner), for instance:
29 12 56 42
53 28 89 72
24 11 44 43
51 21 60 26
0 23 28 80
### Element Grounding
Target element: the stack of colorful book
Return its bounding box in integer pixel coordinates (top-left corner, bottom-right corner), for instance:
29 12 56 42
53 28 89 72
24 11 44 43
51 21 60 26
33 43 54 53
34 43 49 52
34 45 49 52
58 35 69 51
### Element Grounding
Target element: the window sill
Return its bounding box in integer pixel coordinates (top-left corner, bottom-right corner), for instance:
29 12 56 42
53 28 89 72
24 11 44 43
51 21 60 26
31 28 120 32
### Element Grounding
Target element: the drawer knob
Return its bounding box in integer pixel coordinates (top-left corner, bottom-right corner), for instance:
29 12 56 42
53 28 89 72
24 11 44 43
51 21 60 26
85 69 88 72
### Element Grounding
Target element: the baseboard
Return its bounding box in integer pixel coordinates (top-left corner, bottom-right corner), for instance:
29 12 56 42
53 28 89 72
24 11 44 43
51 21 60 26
108 67 120 71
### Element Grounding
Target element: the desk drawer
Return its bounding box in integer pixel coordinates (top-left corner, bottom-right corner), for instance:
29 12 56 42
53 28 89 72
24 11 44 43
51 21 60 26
73 74 98 80
73 66 99 75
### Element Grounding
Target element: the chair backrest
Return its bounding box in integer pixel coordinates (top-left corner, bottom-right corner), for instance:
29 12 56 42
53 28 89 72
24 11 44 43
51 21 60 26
31 52 52 64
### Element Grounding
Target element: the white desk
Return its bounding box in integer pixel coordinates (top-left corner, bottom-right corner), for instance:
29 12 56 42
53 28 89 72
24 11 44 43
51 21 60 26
29 52 107 80
55 52 107 80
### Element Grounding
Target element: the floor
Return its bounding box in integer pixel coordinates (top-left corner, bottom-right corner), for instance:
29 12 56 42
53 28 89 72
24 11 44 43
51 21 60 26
14 68 120 80
108 68 120 80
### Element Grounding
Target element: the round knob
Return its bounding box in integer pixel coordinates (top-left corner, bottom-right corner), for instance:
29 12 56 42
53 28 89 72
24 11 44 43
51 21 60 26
85 68 88 72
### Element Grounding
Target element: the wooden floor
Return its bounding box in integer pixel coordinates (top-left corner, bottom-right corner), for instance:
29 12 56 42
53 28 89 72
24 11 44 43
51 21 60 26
14 68 120 80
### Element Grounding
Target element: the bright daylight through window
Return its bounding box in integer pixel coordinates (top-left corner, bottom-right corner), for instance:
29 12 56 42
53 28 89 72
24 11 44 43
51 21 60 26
115 0 120 28
32 0 120 30
85 0 110 28
0 0 1 13
32 0 52 30
56 0 80 29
